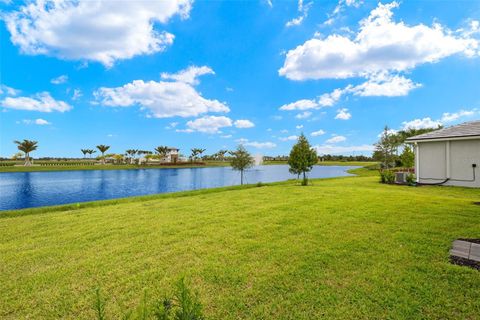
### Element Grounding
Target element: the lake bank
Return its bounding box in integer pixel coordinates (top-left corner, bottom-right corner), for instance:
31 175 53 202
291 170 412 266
0 165 358 210
0 161 376 173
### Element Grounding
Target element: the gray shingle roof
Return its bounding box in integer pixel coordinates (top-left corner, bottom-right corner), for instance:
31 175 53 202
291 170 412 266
406 120 480 141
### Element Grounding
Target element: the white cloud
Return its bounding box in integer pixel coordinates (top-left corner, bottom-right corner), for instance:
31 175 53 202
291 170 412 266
1 92 72 112
243 141 277 149
21 118 51 125
279 87 348 113
51 75 68 84
335 108 351 120
0 84 20 96
286 0 312 27
440 109 477 122
160 66 214 85
296 125 303 129
179 116 254 134
279 135 298 141
295 111 312 119
220 134 232 139
280 99 318 111
401 108 479 130
325 135 347 143
165 121 179 129
280 129 289 133
185 116 232 134
234 119 255 128
349 74 421 97
280 2 478 80
311 129 326 136
5 0 192 67
94 66 229 118
315 144 374 155
317 88 344 107
401 117 442 130
72 89 82 100
280 73 420 113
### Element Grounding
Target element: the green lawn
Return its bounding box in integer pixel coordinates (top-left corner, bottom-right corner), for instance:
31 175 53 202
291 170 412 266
1 172 479 319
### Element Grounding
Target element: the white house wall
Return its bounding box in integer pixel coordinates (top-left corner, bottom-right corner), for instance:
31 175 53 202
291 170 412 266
418 142 447 180
416 139 480 187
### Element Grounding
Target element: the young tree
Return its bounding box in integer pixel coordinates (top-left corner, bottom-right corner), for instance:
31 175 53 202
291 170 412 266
14 139 38 166
373 126 399 169
230 145 254 185
400 145 415 168
96 145 110 165
288 134 318 186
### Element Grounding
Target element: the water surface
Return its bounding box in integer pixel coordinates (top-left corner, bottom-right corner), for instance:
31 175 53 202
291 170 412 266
0 165 357 210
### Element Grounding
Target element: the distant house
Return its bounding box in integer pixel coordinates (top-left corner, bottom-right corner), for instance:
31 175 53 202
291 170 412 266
406 120 480 187
163 147 179 163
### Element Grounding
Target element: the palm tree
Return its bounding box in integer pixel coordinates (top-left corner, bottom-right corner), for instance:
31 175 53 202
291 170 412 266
81 149 89 158
125 149 137 164
217 149 228 161
197 148 206 160
87 149 96 159
140 150 152 164
155 146 169 162
96 145 110 164
190 148 206 162
14 139 38 166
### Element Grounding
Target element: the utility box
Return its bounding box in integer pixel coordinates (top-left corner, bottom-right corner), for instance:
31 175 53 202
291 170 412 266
395 172 408 184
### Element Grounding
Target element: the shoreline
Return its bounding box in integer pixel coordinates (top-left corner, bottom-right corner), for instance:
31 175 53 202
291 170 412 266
0 161 376 173
0 166 369 216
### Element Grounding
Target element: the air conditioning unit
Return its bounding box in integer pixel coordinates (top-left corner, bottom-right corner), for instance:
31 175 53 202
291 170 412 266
395 172 408 184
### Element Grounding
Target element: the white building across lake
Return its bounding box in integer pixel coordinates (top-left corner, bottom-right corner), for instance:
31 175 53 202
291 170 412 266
164 147 179 163
406 120 480 188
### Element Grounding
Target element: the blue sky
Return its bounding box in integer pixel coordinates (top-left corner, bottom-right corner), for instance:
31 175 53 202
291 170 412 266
1 0 480 158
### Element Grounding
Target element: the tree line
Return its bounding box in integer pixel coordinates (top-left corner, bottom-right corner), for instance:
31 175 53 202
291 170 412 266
373 126 440 169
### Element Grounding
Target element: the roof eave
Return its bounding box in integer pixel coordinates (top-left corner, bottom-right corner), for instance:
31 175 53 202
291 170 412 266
406 135 480 143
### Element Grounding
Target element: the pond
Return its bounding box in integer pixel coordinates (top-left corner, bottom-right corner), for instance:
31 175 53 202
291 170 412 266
0 165 358 210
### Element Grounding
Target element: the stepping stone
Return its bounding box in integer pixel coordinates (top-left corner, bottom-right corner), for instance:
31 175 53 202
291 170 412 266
450 239 480 271
470 243 480 262
450 240 471 259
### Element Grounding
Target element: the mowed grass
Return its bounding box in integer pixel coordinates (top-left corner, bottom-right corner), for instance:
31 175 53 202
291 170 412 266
1 174 479 319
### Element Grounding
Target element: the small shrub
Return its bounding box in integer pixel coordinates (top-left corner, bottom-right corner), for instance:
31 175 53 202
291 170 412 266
406 173 416 186
94 288 106 320
379 170 395 184
93 278 204 320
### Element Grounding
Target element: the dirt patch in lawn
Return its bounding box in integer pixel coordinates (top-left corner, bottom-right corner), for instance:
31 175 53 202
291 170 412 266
451 256 480 271
458 238 480 244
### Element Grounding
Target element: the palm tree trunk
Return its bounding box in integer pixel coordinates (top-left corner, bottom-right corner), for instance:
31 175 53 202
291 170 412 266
241 170 244 185
24 153 31 166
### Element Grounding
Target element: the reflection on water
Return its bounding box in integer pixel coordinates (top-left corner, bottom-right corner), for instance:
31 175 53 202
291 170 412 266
0 165 358 210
